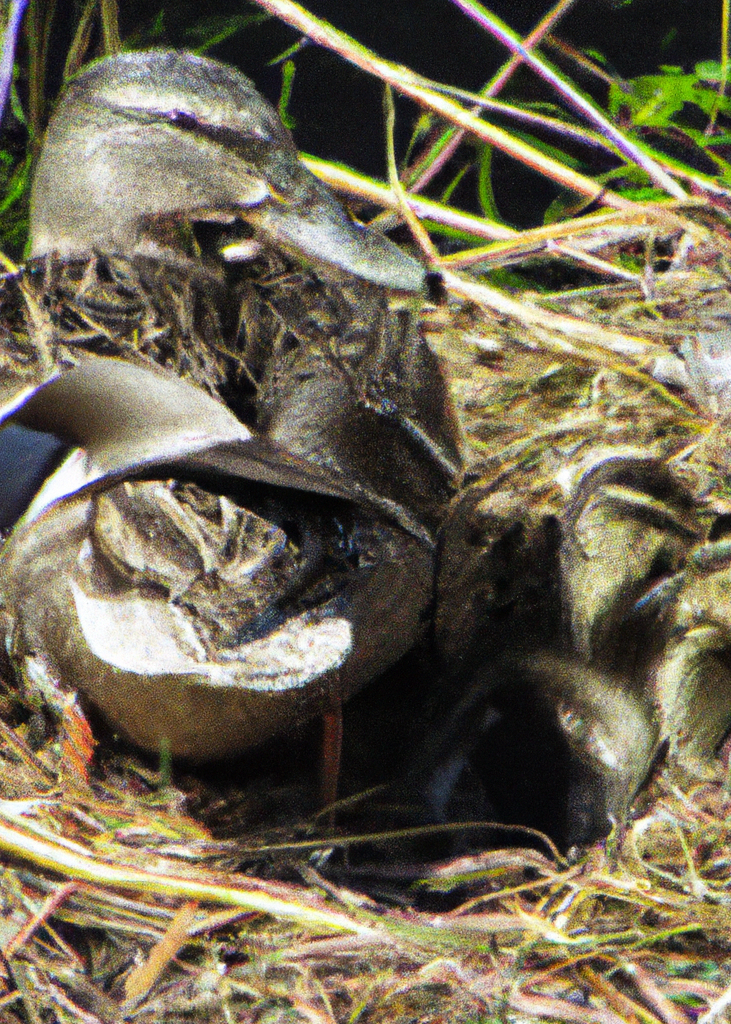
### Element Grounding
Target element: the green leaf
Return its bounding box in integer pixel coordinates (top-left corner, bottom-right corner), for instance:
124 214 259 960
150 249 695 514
278 59 296 130
696 60 724 82
184 13 267 54
440 162 470 206
477 145 501 222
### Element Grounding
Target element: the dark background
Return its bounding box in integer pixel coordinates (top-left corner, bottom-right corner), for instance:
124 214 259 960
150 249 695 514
211 0 722 176
36 0 727 228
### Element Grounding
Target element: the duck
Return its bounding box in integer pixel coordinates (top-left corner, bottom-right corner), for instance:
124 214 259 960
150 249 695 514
0 49 463 764
18 49 461 532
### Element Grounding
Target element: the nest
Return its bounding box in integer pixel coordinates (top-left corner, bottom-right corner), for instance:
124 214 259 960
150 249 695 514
1 0 731 1016
0 201 729 1024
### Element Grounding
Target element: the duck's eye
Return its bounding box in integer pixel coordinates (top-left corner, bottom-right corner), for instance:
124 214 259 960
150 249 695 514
166 109 199 130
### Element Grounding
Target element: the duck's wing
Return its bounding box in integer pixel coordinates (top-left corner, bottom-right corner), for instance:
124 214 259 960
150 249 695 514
0 356 434 761
0 356 357 524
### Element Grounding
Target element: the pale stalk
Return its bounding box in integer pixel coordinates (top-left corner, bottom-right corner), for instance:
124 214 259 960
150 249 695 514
0 811 376 935
448 0 686 199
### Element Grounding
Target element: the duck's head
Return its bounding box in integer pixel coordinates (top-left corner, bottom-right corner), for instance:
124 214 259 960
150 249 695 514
29 50 425 292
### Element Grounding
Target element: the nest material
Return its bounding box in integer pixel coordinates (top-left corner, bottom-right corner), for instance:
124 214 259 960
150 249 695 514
0 208 731 1022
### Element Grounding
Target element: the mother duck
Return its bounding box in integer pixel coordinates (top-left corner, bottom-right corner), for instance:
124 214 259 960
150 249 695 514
0 49 463 763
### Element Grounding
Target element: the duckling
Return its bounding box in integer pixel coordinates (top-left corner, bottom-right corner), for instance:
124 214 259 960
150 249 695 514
407 654 658 850
416 456 675 847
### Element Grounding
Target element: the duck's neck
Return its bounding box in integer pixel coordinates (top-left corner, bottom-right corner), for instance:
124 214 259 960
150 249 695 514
19 251 235 400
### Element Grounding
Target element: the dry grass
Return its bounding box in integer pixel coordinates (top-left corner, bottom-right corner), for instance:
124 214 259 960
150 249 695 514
0 673 730 1021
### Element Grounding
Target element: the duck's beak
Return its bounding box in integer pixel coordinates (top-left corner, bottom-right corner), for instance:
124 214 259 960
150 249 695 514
242 167 427 292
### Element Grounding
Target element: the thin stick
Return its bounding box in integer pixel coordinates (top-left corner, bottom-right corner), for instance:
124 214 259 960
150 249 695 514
4 881 78 957
407 0 578 192
0 0 28 126
63 0 97 82
99 0 121 54
544 36 619 89
0 812 375 935
438 204 694 268
383 85 438 260
708 0 730 131
448 0 686 199
421 92 617 151
25 0 57 148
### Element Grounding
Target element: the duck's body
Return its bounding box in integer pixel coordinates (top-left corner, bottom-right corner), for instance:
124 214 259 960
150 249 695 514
0 50 461 762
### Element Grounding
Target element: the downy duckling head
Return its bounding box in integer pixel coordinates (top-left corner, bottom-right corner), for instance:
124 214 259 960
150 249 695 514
408 654 659 850
29 50 426 292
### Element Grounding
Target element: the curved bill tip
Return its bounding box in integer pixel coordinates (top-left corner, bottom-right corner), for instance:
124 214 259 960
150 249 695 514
249 201 427 293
